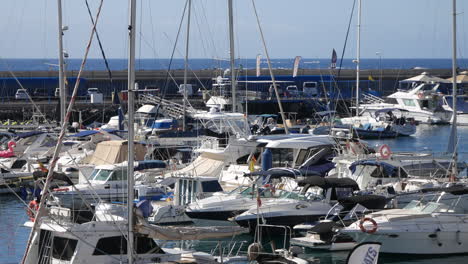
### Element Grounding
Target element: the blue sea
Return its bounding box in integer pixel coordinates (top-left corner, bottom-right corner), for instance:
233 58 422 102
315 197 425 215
0 125 467 263
0 58 467 71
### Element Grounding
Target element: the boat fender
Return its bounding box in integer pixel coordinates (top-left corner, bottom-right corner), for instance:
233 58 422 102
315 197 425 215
456 230 462 245
359 217 378 234
247 242 262 261
378 144 392 159
429 228 442 246
27 200 39 222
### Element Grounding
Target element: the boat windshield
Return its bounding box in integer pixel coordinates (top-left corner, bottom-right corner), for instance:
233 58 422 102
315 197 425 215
403 200 423 210
91 169 113 181
421 202 443 214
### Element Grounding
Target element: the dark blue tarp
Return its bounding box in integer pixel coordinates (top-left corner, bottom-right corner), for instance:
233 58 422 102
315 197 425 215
15 131 45 139
135 160 166 170
349 160 397 177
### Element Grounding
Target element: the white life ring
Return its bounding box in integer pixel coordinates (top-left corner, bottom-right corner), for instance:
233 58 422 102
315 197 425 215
379 144 392 159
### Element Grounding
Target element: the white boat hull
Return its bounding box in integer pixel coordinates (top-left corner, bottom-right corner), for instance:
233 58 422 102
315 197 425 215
344 230 468 254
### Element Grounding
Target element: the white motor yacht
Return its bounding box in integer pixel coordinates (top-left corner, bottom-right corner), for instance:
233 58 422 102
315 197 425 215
357 72 453 124
51 161 168 208
233 177 359 231
341 199 468 254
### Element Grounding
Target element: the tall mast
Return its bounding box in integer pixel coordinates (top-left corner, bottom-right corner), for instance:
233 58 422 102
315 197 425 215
127 0 137 262
57 0 66 125
449 0 458 176
183 0 191 131
228 0 237 112
356 0 361 116
355 0 361 117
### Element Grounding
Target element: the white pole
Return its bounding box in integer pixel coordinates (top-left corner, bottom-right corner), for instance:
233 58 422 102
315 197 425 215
127 0 136 262
355 0 361 117
451 0 458 176
183 0 191 131
57 0 66 125
228 0 237 112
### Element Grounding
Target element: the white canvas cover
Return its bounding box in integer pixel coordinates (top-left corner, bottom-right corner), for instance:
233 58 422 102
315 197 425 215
402 72 451 83
447 71 468 83
166 154 225 177
88 140 146 165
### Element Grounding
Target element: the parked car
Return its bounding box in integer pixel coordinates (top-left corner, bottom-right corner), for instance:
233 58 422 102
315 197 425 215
286 85 299 97
87 88 100 95
303 82 319 97
15 89 29 100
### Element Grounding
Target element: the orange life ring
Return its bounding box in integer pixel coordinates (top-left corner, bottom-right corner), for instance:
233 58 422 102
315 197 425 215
27 200 39 222
359 217 378 234
379 144 392 159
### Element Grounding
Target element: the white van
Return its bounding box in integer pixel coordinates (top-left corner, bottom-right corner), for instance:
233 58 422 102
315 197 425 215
303 82 319 97
15 89 29 100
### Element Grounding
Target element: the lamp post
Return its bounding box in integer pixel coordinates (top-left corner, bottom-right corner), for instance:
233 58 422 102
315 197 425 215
376 51 382 93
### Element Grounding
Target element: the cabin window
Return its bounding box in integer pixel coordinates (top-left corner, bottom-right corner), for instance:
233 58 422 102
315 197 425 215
384 98 398 104
52 236 78 261
93 236 164 255
402 99 416 107
201 181 223 192
91 169 113 181
110 169 127 181
271 148 294 167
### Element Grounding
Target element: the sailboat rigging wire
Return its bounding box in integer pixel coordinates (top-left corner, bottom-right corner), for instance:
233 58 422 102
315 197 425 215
250 0 289 134
160 0 189 104
84 0 115 122
22 1 105 262
337 0 357 78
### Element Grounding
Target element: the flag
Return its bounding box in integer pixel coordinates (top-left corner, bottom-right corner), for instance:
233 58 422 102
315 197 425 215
248 156 257 172
256 54 261 77
256 191 262 207
368 75 375 81
331 49 337 69
292 56 302 77
38 162 48 173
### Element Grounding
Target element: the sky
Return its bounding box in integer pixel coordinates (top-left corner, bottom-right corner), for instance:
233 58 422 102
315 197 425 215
0 0 467 59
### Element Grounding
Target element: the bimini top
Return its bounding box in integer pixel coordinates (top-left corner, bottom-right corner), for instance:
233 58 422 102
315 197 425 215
349 160 398 177
96 160 166 171
297 176 359 190
256 134 334 149
401 72 451 84
338 194 388 211
244 168 320 179
68 129 121 138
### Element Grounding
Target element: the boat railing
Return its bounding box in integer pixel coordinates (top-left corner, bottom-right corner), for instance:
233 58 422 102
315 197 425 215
210 240 248 259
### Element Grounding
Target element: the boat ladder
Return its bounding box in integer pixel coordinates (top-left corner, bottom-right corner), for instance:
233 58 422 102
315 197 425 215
362 92 385 104
139 94 198 119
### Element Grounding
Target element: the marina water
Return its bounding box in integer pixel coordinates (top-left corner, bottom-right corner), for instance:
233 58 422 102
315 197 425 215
1 124 467 264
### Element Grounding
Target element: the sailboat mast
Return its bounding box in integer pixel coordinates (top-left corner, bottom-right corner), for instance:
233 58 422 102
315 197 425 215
183 0 191 131
355 0 361 117
451 0 458 176
57 0 66 125
127 0 137 262
228 0 237 112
